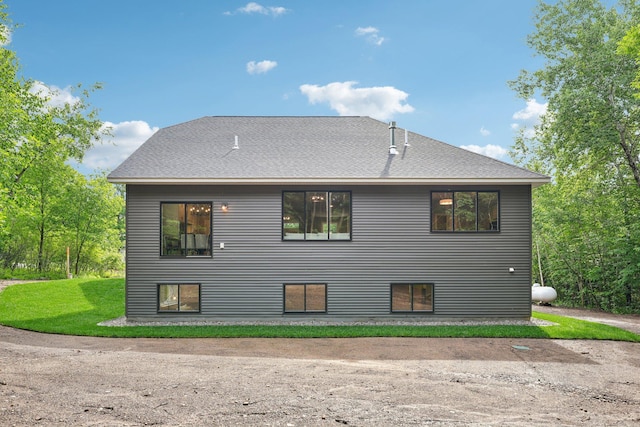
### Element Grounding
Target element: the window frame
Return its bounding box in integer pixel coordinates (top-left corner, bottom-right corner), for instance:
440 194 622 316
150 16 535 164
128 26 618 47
390 283 434 313
283 283 328 313
157 283 201 313
430 191 500 233
160 201 213 257
281 191 352 241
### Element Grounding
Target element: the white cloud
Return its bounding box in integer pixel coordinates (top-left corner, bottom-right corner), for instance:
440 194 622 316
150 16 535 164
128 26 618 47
246 60 278 75
1 24 11 46
355 26 385 46
299 81 414 122
227 2 289 16
523 127 538 138
82 121 159 171
512 98 547 121
511 98 548 139
460 144 508 159
240 2 266 13
29 81 80 108
268 6 288 15
479 126 491 137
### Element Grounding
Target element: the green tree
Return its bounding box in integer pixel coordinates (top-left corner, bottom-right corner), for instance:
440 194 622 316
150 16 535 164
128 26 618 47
512 0 640 312
511 0 640 187
3 164 125 276
61 173 124 276
1 1 105 217
1 1 122 277
24 154 70 272
532 165 639 311
618 23 640 92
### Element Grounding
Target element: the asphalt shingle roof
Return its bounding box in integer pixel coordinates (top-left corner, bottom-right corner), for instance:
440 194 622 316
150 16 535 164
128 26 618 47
107 116 549 185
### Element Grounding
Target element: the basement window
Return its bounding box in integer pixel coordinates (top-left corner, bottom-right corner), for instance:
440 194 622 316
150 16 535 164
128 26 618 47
391 283 434 312
158 284 200 313
284 284 327 313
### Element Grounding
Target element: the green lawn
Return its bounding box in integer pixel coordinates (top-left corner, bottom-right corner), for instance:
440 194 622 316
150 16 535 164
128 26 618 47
0 278 638 341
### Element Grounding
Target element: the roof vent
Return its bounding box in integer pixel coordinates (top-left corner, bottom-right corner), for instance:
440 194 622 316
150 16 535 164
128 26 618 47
389 121 397 155
233 135 239 150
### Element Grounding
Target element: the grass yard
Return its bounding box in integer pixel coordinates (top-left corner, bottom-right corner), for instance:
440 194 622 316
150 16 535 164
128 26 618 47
0 278 638 341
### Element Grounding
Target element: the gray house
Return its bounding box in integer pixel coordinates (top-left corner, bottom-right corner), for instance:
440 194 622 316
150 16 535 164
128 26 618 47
107 116 549 321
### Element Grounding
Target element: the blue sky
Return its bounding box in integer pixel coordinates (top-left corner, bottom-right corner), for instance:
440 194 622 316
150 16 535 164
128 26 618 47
5 0 547 173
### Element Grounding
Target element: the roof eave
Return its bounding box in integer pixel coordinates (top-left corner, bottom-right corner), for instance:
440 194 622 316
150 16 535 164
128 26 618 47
107 177 551 187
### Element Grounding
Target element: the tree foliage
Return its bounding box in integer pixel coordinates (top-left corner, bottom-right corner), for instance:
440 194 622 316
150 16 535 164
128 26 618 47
512 0 640 312
618 22 640 93
0 1 123 277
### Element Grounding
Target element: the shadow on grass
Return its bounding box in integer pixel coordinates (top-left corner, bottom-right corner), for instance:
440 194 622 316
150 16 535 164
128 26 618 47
0 278 124 336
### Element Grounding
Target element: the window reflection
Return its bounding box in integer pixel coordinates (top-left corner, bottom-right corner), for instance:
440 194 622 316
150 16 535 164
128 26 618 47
306 192 327 240
431 191 499 232
284 284 327 313
283 191 351 240
391 284 411 311
283 192 305 240
455 192 476 231
391 284 433 312
330 192 351 240
478 192 499 230
158 284 200 312
432 192 453 231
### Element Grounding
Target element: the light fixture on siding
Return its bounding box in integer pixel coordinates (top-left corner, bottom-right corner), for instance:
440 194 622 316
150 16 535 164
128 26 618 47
439 198 453 206
221 203 229 213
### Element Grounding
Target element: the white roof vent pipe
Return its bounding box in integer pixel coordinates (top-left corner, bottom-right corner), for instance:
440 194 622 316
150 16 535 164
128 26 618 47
404 128 410 147
389 121 398 155
233 135 239 150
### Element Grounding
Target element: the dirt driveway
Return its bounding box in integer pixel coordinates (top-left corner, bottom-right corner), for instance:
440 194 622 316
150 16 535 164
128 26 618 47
1 281 639 426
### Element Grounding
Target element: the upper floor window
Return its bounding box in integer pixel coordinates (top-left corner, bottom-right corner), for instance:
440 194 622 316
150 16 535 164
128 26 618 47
431 191 499 232
282 191 351 240
161 202 212 256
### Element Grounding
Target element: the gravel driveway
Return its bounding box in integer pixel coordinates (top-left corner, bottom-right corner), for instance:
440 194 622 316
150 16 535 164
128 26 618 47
1 280 639 426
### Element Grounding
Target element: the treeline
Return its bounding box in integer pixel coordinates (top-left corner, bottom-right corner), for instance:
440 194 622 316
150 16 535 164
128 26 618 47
513 0 640 313
2 1 640 312
0 3 124 278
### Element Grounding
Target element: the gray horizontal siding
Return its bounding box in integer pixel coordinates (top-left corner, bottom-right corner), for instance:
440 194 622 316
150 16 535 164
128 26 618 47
125 184 532 320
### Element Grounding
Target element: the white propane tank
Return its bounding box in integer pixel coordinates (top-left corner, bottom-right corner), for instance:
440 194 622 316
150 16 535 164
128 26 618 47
532 283 557 303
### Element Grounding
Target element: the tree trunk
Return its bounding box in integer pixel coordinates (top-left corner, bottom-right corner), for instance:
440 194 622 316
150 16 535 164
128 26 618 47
73 237 86 276
615 127 640 189
610 89 640 189
37 220 45 273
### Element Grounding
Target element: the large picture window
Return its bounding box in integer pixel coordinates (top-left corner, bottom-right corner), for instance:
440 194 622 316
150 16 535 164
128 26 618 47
431 191 499 232
282 191 351 240
284 284 327 313
391 284 434 312
158 284 200 312
161 202 212 256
